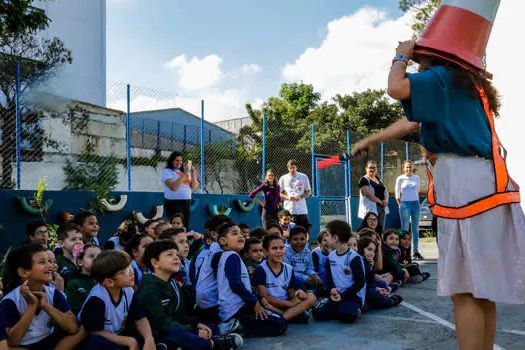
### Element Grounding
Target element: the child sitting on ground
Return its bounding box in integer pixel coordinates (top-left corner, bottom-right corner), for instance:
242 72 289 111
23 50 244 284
398 230 431 283
212 222 288 337
73 211 100 246
238 224 250 240
242 237 264 283
312 229 331 287
194 215 234 325
55 223 83 282
26 221 49 248
284 226 322 290
357 237 403 311
312 220 366 324
382 229 410 284
46 250 64 292
279 210 296 239
266 222 284 236
254 234 317 322
104 219 138 251
79 250 157 349
65 244 101 315
134 239 243 350
0 243 78 349
126 234 155 287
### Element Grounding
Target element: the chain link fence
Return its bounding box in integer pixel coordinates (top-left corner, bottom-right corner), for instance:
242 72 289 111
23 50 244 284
4 63 427 197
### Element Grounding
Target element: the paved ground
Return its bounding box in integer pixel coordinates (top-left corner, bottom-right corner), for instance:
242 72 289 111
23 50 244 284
244 239 525 349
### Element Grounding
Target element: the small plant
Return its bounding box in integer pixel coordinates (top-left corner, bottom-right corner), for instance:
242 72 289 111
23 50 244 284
30 176 47 207
46 224 59 249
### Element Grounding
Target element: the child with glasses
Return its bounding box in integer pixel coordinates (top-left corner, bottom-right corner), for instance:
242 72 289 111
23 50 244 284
26 221 49 248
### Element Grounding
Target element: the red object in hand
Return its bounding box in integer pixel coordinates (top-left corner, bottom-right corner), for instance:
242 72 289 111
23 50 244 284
317 152 351 169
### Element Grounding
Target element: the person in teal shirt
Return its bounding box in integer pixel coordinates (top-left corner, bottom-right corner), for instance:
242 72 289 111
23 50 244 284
352 40 525 350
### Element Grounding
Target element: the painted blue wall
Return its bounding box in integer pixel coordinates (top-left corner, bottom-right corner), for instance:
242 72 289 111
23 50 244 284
0 190 321 254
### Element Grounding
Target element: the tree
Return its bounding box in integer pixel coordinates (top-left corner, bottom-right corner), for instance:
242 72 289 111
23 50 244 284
398 0 441 39
0 32 72 188
0 0 51 36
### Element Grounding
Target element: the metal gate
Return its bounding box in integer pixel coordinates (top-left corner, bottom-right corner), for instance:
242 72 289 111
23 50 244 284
314 156 350 229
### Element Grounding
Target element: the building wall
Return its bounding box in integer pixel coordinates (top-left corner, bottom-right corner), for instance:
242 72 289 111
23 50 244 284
34 0 106 106
214 117 252 134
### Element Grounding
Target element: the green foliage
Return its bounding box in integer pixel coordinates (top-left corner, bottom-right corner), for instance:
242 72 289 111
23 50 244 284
34 176 46 202
46 223 59 249
398 0 442 39
63 142 119 214
0 26 72 188
0 0 51 36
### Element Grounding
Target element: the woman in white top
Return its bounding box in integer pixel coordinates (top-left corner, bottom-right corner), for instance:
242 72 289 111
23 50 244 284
395 160 423 260
162 151 199 228
358 160 389 228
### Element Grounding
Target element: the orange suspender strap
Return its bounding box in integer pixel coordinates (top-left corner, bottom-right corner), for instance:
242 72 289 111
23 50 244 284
425 87 521 220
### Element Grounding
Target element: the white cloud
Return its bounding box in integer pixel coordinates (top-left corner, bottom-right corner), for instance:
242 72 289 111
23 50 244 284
241 64 262 73
282 7 413 98
165 54 223 91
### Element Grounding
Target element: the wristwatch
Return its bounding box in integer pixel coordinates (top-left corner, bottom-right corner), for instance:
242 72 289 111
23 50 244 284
392 54 409 65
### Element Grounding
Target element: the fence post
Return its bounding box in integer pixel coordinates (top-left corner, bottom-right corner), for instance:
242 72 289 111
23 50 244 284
380 143 385 181
311 123 315 196
346 130 352 224
126 84 131 191
156 121 161 152
200 100 205 193
141 119 144 148
262 113 267 183
183 125 187 151
405 141 409 161
15 63 21 190
346 130 352 197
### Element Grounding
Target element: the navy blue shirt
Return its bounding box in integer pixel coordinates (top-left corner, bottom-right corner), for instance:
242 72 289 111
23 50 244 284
402 66 493 159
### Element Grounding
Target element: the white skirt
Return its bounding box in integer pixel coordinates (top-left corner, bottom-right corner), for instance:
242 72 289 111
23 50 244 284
435 154 525 303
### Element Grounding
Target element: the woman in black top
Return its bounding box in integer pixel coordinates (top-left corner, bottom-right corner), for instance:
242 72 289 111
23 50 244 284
358 160 389 228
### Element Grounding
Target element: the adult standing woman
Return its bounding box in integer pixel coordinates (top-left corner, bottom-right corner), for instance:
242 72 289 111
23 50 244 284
162 151 199 228
358 161 389 228
352 40 525 350
395 160 423 260
249 169 282 228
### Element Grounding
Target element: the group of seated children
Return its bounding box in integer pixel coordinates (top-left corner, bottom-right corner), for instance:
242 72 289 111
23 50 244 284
0 208 429 350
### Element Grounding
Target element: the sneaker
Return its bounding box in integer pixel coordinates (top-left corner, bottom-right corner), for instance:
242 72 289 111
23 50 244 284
413 252 425 260
409 274 424 283
422 272 431 281
219 318 243 335
391 295 403 306
389 283 400 293
156 343 168 350
212 333 244 349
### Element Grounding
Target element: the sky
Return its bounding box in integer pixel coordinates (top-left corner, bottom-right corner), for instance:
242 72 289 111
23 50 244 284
105 0 525 190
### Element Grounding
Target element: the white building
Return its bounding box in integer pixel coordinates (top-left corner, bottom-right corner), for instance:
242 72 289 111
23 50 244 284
34 0 106 106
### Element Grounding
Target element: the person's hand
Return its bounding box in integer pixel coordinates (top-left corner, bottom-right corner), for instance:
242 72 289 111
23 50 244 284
254 300 269 320
403 268 410 282
189 231 203 240
54 273 65 292
21 281 38 305
330 288 341 302
143 336 156 350
123 337 139 350
312 274 323 286
382 200 388 208
352 138 374 158
376 287 390 297
261 201 266 208
295 289 307 301
33 291 50 310
190 165 196 174
197 323 212 338
396 40 415 59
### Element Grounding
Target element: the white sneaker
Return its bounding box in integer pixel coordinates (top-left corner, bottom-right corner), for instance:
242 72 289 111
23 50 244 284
219 317 243 335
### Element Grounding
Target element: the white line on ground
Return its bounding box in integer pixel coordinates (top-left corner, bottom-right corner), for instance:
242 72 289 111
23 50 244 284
401 301 506 350
374 315 436 324
500 329 525 336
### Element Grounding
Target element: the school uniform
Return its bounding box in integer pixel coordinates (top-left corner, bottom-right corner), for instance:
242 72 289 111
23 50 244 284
313 248 366 323
56 255 79 282
189 243 210 286
134 274 212 350
381 245 406 282
131 259 146 287
0 285 71 349
312 247 329 284
64 273 97 315
283 245 315 289
79 284 142 349
362 258 398 310
215 251 288 337
104 236 125 251
195 242 223 324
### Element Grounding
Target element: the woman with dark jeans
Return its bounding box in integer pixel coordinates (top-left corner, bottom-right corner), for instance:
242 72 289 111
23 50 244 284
249 170 282 228
162 151 199 228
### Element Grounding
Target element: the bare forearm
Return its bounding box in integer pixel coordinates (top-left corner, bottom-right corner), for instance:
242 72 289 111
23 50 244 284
388 61 410 100
253 197 264 205
264 294 294 309
135 317 154 343
7 306 37 346
92 331 133 346
44 307 78 334
190 173 199 190
280 193 289 201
